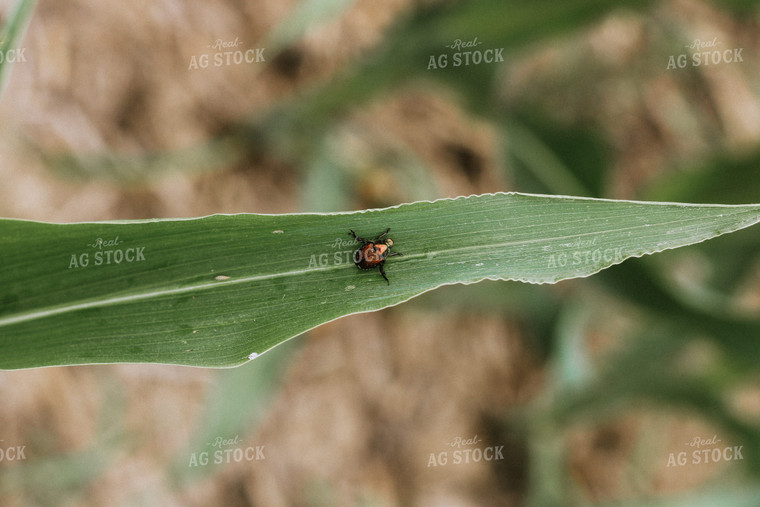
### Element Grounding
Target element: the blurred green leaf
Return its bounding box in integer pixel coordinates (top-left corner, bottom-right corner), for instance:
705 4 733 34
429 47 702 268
0 441 114 506
643 150 760 293
252 0 660 150
265 0 358 52
595 260 760 372
0 0 36 99
639 486 760 507
505 119 594 197
553 302 594 391
644 149 760 206
171 340 296 483
300 138 353 212
504 111 611 197
46 0 663 182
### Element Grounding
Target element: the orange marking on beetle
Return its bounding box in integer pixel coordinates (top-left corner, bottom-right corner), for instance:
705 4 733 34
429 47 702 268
348 228 402 285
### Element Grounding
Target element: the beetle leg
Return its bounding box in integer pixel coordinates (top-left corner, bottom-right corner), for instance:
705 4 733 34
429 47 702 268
375 228 391 241
349 229 368 244
386 251 402 257
379 263 390 285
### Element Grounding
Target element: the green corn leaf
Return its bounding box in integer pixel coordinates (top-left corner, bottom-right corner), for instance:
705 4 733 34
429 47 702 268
264 0 358 52
2 192 760 369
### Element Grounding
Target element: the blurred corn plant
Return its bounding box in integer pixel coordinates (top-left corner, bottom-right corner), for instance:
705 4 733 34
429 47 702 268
5 0 760 504
0 0 35 99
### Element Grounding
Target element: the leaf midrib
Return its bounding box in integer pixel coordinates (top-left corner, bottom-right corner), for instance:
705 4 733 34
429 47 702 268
2 211 743 329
